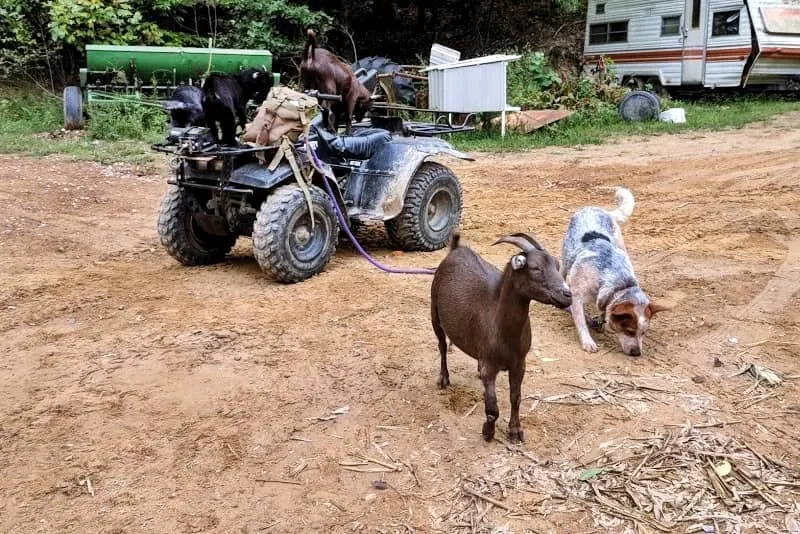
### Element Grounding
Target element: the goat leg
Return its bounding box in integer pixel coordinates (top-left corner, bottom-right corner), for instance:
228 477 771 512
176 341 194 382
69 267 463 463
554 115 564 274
205 115 220 145
236 105 247 134
432 307 450 388
219 112 238 146
480 362 500 442
507 361 526 443
344 95 355 135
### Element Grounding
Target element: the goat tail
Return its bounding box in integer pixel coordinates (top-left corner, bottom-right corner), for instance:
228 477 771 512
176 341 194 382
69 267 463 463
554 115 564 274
610 187 635 224
305 29 317 62
449 231 461 250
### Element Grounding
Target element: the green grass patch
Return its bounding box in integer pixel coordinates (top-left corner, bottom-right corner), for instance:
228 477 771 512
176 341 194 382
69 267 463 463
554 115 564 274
451 96 800 153
0 85 164 166
1 85 799 165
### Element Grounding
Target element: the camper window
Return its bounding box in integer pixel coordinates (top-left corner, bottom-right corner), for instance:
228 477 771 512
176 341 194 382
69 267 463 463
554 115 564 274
712 9 740 36
661 16 681 36
589 21 629 44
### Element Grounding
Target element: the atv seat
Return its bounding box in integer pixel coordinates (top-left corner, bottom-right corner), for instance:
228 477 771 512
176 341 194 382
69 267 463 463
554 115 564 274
313 115 392 160
326 129 391 160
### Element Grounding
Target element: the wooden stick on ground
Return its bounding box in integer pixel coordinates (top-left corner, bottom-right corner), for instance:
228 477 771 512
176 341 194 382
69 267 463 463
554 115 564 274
256 478 302 486
461 485 514 512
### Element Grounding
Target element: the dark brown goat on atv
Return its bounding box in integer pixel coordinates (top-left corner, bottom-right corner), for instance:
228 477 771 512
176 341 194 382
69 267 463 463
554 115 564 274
299 29 373 134
431 232 572 443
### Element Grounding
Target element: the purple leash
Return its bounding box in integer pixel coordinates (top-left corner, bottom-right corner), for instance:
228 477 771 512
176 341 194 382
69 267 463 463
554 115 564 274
306 140 436 276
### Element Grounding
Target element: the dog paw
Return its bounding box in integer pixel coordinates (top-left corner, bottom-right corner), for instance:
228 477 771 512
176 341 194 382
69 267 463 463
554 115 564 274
581 340 599 353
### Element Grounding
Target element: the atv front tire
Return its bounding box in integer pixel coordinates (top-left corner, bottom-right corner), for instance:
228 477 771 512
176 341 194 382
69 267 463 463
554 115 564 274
385 162 463 251
157 185 238 265
252 184 339 283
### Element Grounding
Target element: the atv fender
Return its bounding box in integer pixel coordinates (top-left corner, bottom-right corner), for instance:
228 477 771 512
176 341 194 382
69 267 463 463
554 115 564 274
229 161 295 190
343 137 474 221
228 160 347 221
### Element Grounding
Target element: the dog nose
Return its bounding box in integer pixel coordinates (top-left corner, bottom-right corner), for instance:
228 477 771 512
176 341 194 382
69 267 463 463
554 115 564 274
628 347 641 357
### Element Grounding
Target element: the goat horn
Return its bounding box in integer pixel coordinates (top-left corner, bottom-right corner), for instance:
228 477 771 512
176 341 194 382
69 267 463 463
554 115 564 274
493 232 544 252
492 234 536 252
506 232 543 250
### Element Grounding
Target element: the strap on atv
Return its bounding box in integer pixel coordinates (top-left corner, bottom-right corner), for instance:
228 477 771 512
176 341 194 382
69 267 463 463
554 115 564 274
266 135 316 229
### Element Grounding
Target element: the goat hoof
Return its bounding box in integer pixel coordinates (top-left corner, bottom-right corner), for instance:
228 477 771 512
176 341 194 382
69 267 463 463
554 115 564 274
508 430 525 444
481 422 496 442
437 374 450 388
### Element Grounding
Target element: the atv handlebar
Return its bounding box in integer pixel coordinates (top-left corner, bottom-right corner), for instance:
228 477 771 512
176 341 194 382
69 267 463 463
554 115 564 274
304 90 343 103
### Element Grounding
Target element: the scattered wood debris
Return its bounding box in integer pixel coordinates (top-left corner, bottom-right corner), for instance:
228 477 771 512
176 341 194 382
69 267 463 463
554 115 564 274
531 374 684 414
436 427 798 533
734 363 784 390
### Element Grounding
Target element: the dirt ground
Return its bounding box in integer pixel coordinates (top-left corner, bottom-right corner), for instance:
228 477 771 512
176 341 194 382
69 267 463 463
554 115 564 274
1 115 799 534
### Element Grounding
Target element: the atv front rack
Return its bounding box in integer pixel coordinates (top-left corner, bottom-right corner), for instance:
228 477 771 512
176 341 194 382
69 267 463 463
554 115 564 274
151 141 280 158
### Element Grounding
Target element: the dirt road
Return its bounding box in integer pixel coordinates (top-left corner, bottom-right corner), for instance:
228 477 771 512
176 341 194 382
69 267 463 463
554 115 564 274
1 116 798 533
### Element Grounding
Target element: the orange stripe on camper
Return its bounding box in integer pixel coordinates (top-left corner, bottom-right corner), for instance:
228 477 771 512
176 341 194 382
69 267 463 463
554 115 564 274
759 47 800 60
585 47 752 64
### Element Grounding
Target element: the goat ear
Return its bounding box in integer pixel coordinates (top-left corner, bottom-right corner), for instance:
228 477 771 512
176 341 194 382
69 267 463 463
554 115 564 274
511 254 527 271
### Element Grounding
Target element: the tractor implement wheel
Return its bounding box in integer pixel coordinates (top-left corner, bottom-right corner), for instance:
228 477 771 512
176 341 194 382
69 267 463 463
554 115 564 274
157 185 237 266
252 184 339 283
385 163 463 252
63 86 85 130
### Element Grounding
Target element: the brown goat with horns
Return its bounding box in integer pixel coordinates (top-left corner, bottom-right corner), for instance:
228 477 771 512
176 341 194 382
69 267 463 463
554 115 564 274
430 232 573 443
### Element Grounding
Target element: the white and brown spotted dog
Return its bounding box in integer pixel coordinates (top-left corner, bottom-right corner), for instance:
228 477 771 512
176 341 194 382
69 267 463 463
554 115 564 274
560 187 667 356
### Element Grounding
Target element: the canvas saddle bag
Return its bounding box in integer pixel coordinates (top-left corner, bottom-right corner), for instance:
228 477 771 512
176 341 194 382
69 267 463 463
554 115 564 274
242 86 318 146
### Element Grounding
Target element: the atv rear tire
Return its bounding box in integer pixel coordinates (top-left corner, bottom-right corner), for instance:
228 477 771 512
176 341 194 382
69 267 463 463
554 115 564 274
385 163 462 252
252 184 339 283
157 185 238 265
351 56 417 106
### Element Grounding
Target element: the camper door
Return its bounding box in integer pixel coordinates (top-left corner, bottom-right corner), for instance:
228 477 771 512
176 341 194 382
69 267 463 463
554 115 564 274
682 0 709 84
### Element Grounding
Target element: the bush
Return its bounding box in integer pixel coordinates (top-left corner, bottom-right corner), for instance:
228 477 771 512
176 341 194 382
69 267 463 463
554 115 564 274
1 0 332 85
507 51 627 113
87 102 167 141
0 88 63 133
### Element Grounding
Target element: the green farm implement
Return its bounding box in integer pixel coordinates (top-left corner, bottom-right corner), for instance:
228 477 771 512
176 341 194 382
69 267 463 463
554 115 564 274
63 44 280 130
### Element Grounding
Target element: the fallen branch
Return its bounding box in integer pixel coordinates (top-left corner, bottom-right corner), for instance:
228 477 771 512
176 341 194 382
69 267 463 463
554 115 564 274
461 484 515 512
256 478 302 486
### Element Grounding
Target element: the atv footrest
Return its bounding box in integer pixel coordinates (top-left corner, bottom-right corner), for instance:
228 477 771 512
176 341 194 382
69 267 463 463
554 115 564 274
169 180 254 196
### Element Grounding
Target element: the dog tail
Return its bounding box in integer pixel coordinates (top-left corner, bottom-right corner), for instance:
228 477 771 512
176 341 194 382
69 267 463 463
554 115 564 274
610 187 635 224
305 29 316 63
449 230 461 250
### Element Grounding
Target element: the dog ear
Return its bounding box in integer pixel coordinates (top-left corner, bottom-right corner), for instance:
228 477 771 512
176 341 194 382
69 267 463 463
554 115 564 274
511 254 527 271
646 302 670 317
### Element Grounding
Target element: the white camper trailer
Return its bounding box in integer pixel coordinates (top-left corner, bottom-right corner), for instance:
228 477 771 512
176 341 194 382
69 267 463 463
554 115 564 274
582 0 800 91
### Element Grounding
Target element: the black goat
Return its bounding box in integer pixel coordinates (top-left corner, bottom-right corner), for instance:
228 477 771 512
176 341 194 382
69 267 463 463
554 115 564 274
430 232 572 443
161 85 205 128
202 67 273 146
